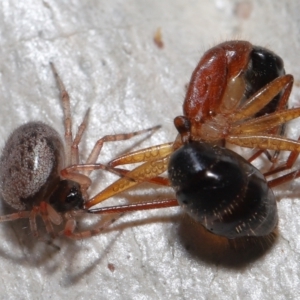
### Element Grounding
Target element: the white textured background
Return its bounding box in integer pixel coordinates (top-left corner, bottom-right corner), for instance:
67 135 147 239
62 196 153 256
0 1 300 299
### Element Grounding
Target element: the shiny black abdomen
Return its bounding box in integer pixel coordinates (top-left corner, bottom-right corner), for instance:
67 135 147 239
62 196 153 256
168 142 278 239
244 46 285 117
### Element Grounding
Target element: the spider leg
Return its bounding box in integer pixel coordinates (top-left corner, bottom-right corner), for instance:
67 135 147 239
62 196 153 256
0 211 31 222
40 202 59 239
71 108 90 165
50 62 74 166
29 208 39 238
62 212 123 240
0 203 63 240
81 125 161 177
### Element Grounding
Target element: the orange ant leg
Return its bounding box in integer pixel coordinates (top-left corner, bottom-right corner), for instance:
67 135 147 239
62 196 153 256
85 143 174 208
89 198 179 215
108 142 172 186
231 75 293 122
267 168 300 188
264 150 300 177
230 108 300 135
226 75 299 153
262 123 300 177
85 157 170 208
61 162 167 203
62 199 179 240
226 75 300 169
109 142 173 167
228 135 300 152
114 168 170 186
221 109 300 170
244 74 293 165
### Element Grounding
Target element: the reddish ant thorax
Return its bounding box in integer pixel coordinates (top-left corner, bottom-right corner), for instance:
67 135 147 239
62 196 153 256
175 40 287 144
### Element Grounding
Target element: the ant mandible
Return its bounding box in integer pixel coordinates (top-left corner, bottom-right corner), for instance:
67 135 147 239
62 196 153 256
0 63 160 240
86 40 300 239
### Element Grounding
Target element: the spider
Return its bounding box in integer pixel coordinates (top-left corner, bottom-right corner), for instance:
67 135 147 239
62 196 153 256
85 40 300 240
0 63 160 240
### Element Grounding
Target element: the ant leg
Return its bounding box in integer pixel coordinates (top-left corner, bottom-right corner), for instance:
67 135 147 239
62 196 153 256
244 75 292 165
263 134 300 177
230 107 300 136
228 97 300 154
248 149 268 162
64 198 179 240
231 75 293 122
113 167 170 186
228 75 300 171
85 155 170 208
82 125 161 177
268 168 300 188
88 198 179 215
228 134 300 153
84 143 174 208
62 163 170 205
227 108 300 171
65 199 180 239
50 62 73 166
109 142 173 167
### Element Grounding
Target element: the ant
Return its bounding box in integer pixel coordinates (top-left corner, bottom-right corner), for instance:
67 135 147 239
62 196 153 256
86 40 300 240
0 63 160 240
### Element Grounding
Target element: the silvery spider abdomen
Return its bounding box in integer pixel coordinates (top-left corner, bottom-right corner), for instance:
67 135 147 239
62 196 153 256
0 122 66 210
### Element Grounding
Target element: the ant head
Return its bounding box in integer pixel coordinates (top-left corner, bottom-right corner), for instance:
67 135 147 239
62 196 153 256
174 115 191 144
